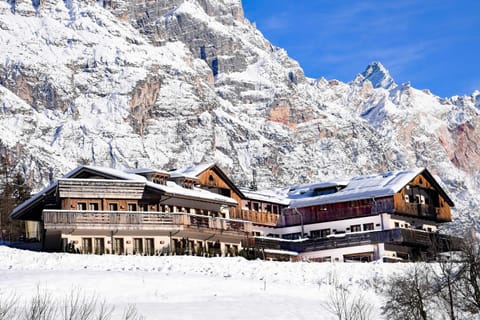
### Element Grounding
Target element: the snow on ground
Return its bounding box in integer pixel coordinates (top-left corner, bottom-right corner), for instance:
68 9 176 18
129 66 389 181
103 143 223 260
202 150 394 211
0 246 411 319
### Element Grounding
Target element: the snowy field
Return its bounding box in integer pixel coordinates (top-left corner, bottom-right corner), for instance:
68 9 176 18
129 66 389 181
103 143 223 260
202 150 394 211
0 246 409 319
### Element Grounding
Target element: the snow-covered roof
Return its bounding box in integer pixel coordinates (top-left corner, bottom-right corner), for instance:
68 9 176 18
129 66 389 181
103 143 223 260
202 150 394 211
11 165 237 219
288 168 426 208
240 188 290 206
126 168 170 176
168 163 215 179
81 166 235 205
287 180 349 199
146 181 237 205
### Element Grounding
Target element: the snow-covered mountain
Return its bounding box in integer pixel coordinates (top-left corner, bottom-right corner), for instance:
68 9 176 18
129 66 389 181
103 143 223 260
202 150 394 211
1 0 479 232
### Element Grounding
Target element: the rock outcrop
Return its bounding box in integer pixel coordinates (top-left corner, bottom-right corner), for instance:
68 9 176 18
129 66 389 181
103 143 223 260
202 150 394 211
0 0 479 231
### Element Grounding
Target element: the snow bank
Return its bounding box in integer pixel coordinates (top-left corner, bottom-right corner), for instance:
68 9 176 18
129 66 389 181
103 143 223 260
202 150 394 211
0 246 413 319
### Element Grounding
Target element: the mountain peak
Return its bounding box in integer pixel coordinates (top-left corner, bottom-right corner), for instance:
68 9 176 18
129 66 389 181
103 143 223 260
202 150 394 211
360 61 396 90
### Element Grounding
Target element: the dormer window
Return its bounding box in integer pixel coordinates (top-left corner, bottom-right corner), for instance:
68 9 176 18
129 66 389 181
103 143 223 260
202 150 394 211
152 174 166 185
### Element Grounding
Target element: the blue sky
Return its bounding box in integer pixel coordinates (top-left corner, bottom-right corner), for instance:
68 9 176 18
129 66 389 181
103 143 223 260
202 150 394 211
242 1 480 97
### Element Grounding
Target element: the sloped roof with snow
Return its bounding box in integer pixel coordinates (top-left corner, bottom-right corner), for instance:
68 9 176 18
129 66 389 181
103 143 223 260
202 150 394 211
11 165 237 219
168 163 215 179
240 188 290 206
288 168 454 208
126 168 171 176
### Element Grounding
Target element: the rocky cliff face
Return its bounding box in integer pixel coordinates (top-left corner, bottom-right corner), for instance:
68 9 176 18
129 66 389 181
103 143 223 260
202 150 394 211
0 0 479 231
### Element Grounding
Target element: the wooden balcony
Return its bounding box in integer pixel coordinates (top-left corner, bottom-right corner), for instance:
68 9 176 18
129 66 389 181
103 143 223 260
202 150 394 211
43 210 252 235
395 202 438 219
233 210 280 227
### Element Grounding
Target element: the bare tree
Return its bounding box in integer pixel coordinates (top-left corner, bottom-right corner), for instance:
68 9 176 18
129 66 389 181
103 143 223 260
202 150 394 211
323 275 375 320
430 252 463 320
383 264 432 320
455 231 480 315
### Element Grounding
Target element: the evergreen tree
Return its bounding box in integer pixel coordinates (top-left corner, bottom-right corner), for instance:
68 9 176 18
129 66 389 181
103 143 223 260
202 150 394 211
0 146 32 241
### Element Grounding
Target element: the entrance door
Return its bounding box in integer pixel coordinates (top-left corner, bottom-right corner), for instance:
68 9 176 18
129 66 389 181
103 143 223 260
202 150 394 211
94 238 105 255
145 238 154 255
82 238 92 254
133 238 143 255
114 238 124 255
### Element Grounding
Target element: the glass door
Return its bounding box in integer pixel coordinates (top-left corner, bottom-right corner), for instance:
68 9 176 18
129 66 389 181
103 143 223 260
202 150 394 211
145 238 154 255
94 238 105 254
133 238 143 255
114 238 124 255
82 238 92 254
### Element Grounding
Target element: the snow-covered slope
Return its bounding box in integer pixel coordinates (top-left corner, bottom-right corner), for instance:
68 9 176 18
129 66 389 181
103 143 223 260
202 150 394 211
0 0 479 232
0 246 401 319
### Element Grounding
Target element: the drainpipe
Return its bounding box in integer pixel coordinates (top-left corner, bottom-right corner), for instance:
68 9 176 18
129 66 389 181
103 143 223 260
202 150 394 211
110 230 114 254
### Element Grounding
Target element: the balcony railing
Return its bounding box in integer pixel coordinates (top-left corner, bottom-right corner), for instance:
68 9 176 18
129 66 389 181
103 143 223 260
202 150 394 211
246 228 462 255
43 210 252 234
234 210 280 226
395 202 437 218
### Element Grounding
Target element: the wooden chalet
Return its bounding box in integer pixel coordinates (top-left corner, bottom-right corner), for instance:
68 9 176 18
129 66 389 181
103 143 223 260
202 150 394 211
168 163 287 226
10 166 251 256
246 168 459 262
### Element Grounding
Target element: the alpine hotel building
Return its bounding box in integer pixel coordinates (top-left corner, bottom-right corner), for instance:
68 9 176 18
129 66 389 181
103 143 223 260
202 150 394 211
10 164 458 262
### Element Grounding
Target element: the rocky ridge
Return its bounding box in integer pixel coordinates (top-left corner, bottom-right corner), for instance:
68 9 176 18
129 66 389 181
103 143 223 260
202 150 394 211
0 0 479 231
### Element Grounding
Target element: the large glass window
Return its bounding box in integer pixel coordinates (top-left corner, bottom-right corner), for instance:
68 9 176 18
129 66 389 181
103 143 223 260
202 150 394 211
310 229 331 238
363 223 374 231
350 225 361 232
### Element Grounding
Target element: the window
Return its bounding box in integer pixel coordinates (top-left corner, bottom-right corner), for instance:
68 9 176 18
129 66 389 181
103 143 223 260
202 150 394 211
77 202 87 210
394 222 400 228
310 229 331 238
128 203 137 211
109 203 118 211
139 204 149 211
89 203 99 211
282 232 302 240
363 223 374 231
208 175 216 186
253 202 259 211
350 225 361 232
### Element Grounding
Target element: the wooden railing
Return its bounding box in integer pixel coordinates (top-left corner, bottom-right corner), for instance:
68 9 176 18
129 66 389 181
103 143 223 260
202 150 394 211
233 210 280 226
395 202 437 218
43 210 252 234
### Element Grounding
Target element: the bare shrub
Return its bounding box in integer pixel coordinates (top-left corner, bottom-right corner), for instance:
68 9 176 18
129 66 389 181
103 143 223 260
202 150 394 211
60 289 114 320
122 304 145 320
0 291 18 320
323 275 375 320
22 287 57 320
